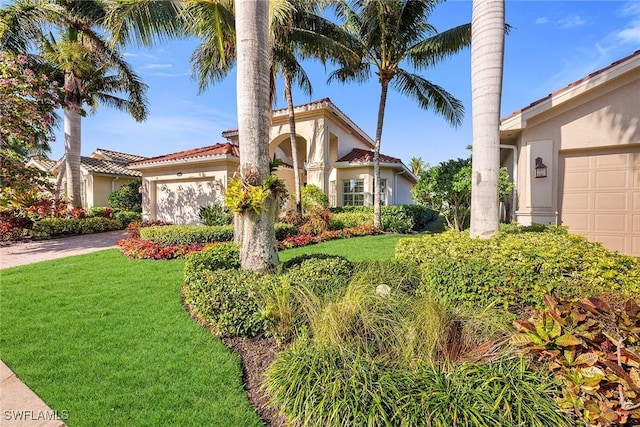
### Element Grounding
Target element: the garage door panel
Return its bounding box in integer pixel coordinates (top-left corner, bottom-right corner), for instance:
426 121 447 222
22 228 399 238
564 172 590 189
634 192 640 209
594 192 626 210
595 170 627 188
595 235 627 252
564 192 590 210
156 180 220 224
564 156 590 168
595 153 628 167
562 213 589 231
594 214 626 232
633 236 640 256
634 214 640 233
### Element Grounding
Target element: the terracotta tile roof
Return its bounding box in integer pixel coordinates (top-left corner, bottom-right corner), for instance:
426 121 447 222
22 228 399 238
337 148 403 164
29 157 57 171
81 157 142 177
502 49 640 122
93 148 147 163
129 143 240 166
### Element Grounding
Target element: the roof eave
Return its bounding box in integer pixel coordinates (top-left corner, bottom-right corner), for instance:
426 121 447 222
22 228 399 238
128 154 239 170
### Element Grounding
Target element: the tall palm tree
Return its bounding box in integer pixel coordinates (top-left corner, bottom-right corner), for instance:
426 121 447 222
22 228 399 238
409 156 427 176
235 0 277 272
0 0 148 208
469 0 505 238
329 0 470 227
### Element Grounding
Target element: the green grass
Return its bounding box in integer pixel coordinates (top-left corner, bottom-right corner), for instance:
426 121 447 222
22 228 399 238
0 250 262 427
0 234 409 426
278 233 411 262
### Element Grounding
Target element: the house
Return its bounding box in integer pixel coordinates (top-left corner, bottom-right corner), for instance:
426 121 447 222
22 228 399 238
130 98 417 224
27 148 146 209
500 50 640 257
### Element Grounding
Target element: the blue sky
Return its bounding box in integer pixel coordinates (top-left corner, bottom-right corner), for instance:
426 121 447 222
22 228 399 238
44 0 640 167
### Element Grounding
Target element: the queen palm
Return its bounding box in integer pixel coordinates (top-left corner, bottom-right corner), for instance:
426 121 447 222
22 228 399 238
0 0 148 208
329 0 470 227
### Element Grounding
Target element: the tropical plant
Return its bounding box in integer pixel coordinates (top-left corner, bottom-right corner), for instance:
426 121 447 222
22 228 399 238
108 179 142 212
329 0 470 228
0 0 149 208
470 0 506 238
409 156 428 176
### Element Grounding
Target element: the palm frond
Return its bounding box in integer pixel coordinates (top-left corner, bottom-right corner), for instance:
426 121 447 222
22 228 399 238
327 61 370 85
407 23 472 70
392 69 464 127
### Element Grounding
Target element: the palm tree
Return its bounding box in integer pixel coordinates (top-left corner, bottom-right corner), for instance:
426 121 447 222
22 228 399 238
0 0 148 208
409 156 428 176
329 0 470 228
235 0 277 272
469 0 505 238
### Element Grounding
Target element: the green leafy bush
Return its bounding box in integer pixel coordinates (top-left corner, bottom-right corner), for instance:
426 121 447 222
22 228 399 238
274 222 297 241
86 206 113 218
512 295 640 425
183 243 240 281
282 256 353 300
139 225 233 245
182 269 269 337
114 211 141 226
298 208 332 236
31 217 123 239
126 220 171 239
199 203 233 226
300 184 328 212
108 179 142 212
328 211 373 230
331 205 437 232
396 229 640 311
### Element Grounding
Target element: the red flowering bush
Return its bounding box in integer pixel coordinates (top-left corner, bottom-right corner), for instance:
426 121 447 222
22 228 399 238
0 209 33 241
117 238 207 260
277 225 379 250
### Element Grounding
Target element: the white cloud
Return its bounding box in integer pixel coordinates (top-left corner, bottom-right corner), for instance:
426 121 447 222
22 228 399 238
149 71 190 78
608 1 640 46
143 63 173 70
557 14 587 29
535 17 549 25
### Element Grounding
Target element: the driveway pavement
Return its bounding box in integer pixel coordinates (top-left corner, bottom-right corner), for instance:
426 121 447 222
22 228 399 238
0 229 128 269
0 230 128 426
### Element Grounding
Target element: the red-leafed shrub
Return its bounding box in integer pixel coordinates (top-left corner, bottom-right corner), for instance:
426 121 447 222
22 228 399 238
0 209 33 241
117 238 206 260
277 225 379 250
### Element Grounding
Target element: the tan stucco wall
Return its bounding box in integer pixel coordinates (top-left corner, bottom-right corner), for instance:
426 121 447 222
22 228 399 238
89 175 138 208
505 72 639 223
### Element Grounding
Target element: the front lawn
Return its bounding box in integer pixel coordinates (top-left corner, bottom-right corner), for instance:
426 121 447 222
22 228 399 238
0 234 403 426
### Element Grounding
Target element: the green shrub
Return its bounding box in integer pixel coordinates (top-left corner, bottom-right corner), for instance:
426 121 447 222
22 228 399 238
328 211 373 230
183 243 240 281
300 185 328 212
282 256 353 300
86 206 113 218
108 179 142 212
139 225 233 245
199 203 233 226
31 217 123 239
351 259 422 295
330 205 437 232
114 211 141 226
274 222 297 241
299 208 332 236
182 269 269 337
396 229 640 311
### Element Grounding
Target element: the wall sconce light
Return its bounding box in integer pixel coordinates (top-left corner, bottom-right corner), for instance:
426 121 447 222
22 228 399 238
176 172 183 177
535 157 547 178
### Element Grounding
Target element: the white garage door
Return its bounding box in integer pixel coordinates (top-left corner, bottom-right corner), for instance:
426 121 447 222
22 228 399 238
559 148 640 257
156 180 221 224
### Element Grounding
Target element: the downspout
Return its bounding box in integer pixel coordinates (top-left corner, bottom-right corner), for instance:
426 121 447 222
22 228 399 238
111 176 120 193
499 144 518 223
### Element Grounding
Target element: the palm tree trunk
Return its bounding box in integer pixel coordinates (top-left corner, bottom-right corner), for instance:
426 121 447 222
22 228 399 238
235 0 278 272
470 0 505 238
373 79 389 228
64 105 82 209
284 72 302 212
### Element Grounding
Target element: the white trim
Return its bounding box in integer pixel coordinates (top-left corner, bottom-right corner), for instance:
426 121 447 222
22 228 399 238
129 154 238 170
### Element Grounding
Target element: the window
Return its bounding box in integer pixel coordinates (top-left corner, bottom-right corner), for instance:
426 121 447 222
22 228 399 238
329 180 337 207
343 179 365 206
379 178 387 205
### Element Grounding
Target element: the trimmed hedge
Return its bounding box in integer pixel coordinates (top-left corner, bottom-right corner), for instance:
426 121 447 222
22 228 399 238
114 211 142 226
282 256 354 300
182 269 270 337
330 205 437 232
31 217 123 239
140 225 234 245
183 243 240 281
395 228 640 311
275 222 297 241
